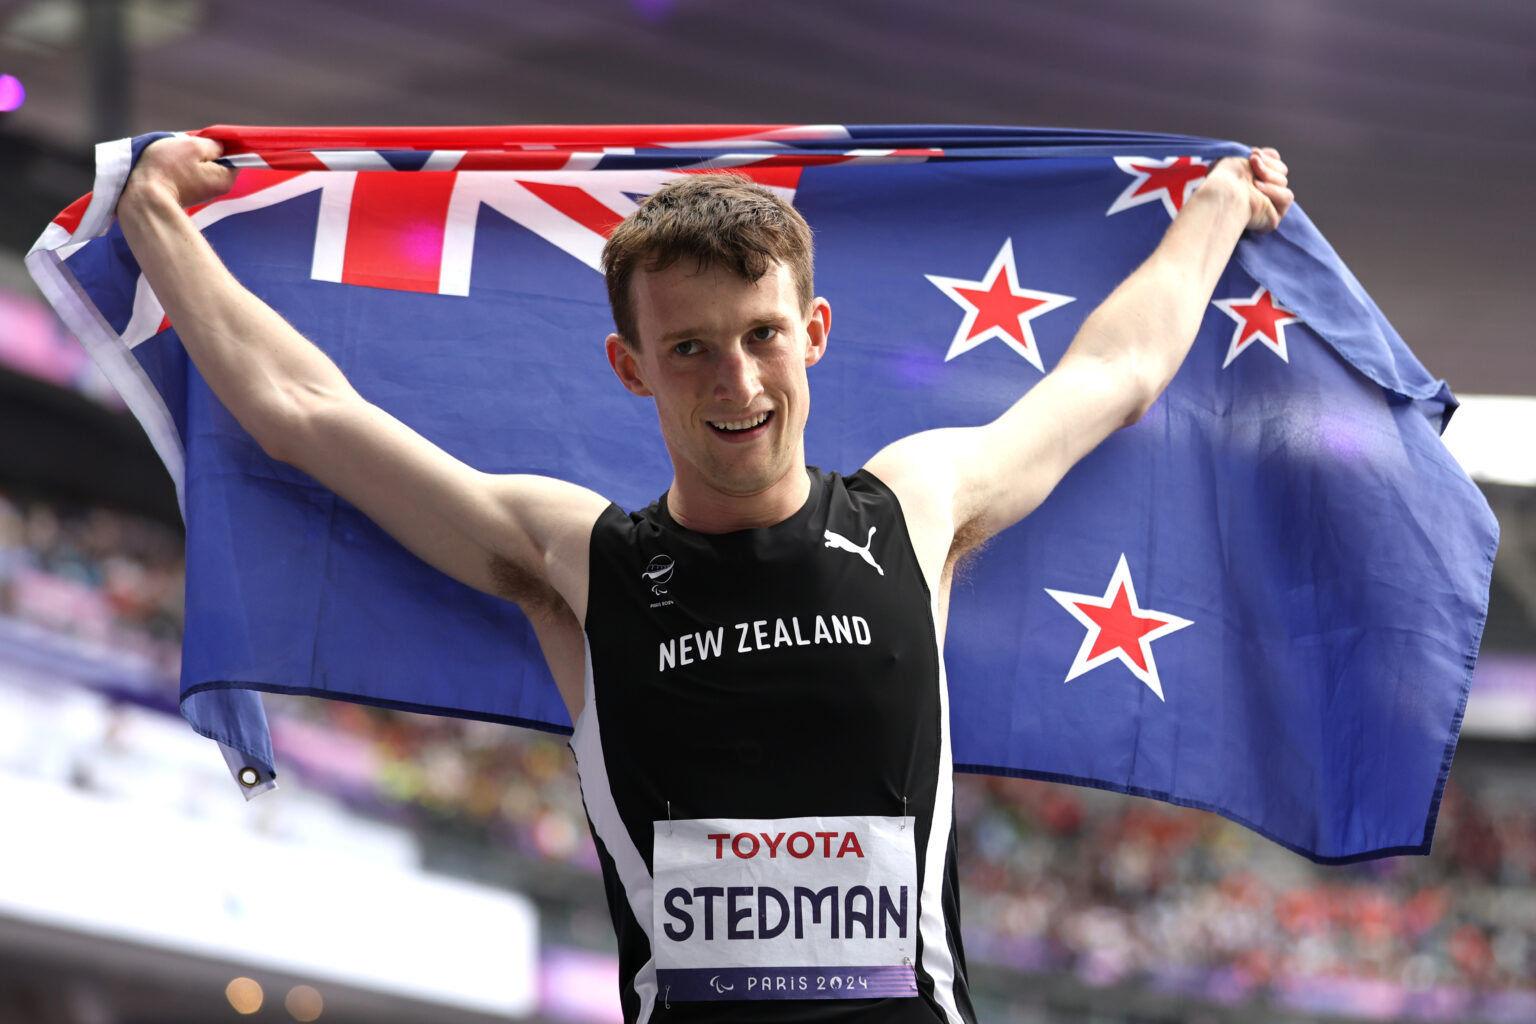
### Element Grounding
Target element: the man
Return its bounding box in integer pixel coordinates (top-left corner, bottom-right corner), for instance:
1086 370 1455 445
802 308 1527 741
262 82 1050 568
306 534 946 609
117 135 1291 1022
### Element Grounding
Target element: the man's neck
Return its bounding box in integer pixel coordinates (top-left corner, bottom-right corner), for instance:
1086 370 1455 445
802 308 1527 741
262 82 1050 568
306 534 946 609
666 465 812 534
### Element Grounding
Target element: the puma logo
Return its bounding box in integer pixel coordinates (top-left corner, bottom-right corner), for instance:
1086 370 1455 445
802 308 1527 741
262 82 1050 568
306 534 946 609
824 526 884 576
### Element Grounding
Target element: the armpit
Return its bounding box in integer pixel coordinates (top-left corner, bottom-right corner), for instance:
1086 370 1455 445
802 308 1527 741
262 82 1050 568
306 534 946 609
488 552 569 620
948 515 992 571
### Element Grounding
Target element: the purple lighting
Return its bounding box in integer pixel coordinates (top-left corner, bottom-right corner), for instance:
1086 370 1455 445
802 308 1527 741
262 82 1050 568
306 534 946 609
631 0 674 22
0 75 24 112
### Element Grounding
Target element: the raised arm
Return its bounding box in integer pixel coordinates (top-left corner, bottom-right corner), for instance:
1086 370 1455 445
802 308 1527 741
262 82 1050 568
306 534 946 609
868 149 1293 588
115 135 608 713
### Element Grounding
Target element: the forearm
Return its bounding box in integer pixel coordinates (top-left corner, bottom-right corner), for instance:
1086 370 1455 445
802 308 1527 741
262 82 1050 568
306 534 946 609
116 178 358 461
1063 171 1250 420
918 152 1289 547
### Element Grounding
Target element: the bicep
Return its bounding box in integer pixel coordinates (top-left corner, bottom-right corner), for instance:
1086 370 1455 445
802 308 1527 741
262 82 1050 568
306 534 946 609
282 395 607 614
873 356 1141 556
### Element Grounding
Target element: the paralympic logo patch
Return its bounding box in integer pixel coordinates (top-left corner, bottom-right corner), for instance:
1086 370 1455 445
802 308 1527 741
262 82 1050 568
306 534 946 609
643 554 675 595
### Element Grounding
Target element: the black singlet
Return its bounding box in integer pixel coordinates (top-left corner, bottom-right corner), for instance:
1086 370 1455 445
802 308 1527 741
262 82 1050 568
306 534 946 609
572 468 977 1023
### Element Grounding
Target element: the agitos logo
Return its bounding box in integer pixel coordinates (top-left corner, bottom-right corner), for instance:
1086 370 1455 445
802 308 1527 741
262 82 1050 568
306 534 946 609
643 555 674 596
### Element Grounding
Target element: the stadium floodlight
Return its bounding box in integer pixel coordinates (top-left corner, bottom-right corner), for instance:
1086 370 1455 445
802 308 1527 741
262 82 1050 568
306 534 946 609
1443 395 1536 487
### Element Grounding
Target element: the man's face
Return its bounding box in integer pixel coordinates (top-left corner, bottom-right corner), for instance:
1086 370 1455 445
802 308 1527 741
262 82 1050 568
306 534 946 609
606 260 829 503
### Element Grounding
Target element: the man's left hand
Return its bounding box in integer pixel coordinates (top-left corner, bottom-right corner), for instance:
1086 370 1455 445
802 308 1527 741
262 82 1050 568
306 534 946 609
1212 148 1293 233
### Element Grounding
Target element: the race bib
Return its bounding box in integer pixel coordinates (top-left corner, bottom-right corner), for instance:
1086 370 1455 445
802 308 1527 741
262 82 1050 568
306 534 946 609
652 815 919 1001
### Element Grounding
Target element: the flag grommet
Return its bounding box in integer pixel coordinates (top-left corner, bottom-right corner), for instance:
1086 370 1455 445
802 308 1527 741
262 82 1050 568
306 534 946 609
238 767 261 788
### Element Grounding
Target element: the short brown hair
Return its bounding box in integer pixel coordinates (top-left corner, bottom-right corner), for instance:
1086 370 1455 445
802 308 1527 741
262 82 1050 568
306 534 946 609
601 174 814 346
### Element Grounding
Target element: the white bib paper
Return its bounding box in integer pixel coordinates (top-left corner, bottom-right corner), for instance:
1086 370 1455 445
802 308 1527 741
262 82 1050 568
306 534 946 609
651 814 919 1001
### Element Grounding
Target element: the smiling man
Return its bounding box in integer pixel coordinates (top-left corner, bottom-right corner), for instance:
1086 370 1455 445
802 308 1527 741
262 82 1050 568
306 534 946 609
116 136 1290 1023
601 176 830 530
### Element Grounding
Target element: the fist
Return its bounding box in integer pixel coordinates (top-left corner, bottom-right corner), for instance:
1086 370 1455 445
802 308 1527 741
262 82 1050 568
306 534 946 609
1216 148 1293 234
122 134 238 211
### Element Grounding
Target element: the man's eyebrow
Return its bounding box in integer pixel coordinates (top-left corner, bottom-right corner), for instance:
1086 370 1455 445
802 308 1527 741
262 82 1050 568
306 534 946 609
657 326 709 345
657 315 788 345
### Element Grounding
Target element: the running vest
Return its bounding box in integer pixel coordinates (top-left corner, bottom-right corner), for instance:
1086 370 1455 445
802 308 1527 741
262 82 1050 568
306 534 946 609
572 468 977 1023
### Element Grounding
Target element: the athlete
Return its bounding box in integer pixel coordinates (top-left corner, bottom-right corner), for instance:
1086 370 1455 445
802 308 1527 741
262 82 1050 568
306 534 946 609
116 136 1292 1022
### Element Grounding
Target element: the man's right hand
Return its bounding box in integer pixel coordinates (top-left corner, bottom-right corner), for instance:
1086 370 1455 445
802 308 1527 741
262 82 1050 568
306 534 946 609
120 134 238 212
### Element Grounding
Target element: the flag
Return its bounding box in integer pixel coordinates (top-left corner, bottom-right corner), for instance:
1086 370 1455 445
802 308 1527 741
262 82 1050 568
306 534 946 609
27 125 1497 863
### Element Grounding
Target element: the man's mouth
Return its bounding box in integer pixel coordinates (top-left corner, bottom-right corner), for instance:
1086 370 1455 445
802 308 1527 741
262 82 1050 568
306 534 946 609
709 410 773 434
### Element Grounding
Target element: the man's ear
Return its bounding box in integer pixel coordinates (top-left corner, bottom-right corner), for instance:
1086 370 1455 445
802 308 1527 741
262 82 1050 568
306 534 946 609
605 333 652 397
804 298 831 368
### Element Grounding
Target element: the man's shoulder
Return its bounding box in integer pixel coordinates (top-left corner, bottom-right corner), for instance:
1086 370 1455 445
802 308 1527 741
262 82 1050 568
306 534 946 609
858 438 966 587
860 439 955 519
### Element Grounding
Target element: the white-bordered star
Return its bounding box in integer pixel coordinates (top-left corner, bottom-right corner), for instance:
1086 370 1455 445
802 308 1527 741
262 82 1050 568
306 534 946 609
1044 554 1193 701
1212 285 1301 368
1106 155 1211 220
924 239 1074 372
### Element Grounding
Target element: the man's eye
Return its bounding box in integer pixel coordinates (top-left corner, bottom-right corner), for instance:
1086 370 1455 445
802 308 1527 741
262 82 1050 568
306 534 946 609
750 326 778 342
673 340 700 356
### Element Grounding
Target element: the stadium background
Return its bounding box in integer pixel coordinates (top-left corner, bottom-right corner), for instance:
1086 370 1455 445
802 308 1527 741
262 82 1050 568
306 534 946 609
1 0 1532 1021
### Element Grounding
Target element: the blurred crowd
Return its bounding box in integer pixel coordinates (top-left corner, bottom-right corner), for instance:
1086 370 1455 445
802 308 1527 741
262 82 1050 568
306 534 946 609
0 490 184 677
4 489 1533 1015
955 775 1535 1007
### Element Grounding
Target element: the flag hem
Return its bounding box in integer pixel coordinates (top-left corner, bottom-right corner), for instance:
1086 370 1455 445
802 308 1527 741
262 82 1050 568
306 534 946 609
181 679 577 738
952 763 1423 866
23 248 189 516
1419 514 1501 852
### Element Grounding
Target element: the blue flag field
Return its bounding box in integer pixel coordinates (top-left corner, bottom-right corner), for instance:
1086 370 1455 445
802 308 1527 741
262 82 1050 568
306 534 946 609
27 124 1497 863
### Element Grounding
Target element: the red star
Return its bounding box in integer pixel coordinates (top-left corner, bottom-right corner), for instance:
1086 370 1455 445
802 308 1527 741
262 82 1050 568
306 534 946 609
1045 555 1193 701
954 270 1049 343
1077 583 1171 673
1212 285 1301 368
1107 155 1211 219
925 239 1075 372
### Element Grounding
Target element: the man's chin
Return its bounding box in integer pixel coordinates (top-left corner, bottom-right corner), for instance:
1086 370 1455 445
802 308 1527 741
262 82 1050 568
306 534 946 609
702 454 796 499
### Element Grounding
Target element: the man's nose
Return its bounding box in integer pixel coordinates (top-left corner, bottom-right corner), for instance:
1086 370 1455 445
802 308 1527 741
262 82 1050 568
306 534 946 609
714 345 761 404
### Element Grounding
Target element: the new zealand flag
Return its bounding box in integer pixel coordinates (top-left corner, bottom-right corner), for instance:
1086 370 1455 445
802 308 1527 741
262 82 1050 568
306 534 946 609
27 124 1497 863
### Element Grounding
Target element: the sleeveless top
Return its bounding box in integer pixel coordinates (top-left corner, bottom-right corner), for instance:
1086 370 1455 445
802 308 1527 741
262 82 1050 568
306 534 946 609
572 468 977 1023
